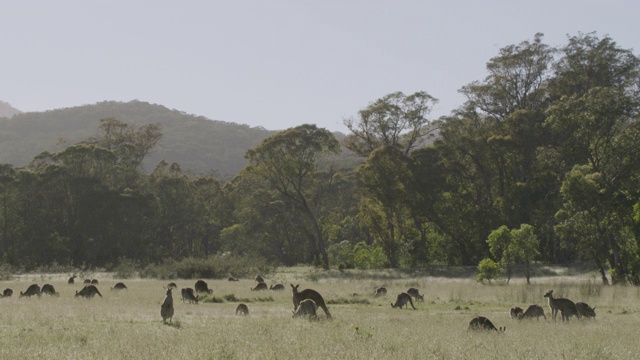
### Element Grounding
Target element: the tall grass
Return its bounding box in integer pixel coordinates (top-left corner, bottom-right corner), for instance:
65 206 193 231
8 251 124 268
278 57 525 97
0 267 638 359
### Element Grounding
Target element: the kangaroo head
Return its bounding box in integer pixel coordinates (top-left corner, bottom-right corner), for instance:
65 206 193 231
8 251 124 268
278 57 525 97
291 284 299 293
544 290 553 298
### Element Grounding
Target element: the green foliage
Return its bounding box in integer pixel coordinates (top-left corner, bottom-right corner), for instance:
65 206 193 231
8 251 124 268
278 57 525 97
139 255 273 280
352 242 389 269
477 258 504 283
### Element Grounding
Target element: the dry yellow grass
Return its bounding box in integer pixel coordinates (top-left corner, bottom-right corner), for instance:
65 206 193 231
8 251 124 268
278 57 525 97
0 268 638 359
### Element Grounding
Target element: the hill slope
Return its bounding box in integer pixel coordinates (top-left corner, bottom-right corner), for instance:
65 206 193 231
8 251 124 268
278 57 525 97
0 100 356 177
0 101 21 118
0 100 279 177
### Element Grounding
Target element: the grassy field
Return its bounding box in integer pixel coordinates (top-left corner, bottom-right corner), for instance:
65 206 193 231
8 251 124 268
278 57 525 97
0 266 638 359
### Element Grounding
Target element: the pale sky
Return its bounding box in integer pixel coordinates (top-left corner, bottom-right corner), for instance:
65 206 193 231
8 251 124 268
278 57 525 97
2 0 639 133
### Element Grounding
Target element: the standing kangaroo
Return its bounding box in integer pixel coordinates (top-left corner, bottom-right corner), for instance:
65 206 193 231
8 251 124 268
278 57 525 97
468 316 505 332
161 288 174 323
544 290 577 322
391 292 416 309
291 284 331 319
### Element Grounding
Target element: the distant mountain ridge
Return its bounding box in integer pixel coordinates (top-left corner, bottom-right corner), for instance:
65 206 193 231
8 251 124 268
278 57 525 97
0 100 355 177
0 101 21 118
0 100 283 177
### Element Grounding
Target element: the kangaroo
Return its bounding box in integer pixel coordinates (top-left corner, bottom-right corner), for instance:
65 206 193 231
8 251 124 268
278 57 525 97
111 282 127 291
406 287 424 302
518 304 547 320
391 292 416 309
68 275 77 284
255 275 265 283
41 284 59 296
575 302 596 320
181 288 198 304
75 285 103 299
236 303 249 316
269 283 285 291
251 282 268 291
91 279 99 285
228 277 240 282
20 284 41 298
291 284 331 319
2 288 13 298
167 282 178 289
160 288 174 323
292 299 318 319
468 316 505 332
544 290 577 322
510 306 524 319
194 280 213 294
374 287 387 297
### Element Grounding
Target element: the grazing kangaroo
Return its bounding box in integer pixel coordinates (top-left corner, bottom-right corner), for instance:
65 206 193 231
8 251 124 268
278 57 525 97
510 307 524 319
75 285 103 299
374 287 387 297
68 275 77 284
160 288 174 323
269 283 285 291
181 288 198 304
406 288 424 302
391 292 416 309
544 290 577 322
575 302 596 320
111 282 128 291
236 303 249 316
255 275 265 283
468 316 505 332
518 304 547 320
194 280 213 294
20 284 41 298
41 284 59 296
292 299 318 319
251 282 268 291
291 284 331 319
228 277 240 282
2 288 13 298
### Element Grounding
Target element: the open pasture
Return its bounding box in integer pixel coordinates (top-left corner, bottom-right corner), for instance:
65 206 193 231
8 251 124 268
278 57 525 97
1 268 639 359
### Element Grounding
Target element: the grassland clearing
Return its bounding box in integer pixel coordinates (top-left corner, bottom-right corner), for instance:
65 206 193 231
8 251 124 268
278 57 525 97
0 267 639 359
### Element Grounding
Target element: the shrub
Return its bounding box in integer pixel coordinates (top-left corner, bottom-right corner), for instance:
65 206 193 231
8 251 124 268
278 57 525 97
477 258 504 283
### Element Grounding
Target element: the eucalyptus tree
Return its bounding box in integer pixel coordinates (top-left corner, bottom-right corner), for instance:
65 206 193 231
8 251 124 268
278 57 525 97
245 124 340 268
356 146 413 267
343 91 438 157
544 33 640 283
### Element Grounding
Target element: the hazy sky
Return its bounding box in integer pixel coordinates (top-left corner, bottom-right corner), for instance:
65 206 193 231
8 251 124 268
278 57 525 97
2 0 639 133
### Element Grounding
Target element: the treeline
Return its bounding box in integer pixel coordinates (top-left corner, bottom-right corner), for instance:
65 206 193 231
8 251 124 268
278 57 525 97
1 32 639 284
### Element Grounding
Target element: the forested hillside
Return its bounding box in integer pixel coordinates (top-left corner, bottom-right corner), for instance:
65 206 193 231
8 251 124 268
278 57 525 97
0 101 21 118
1 32 639 286
0 101 279 177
